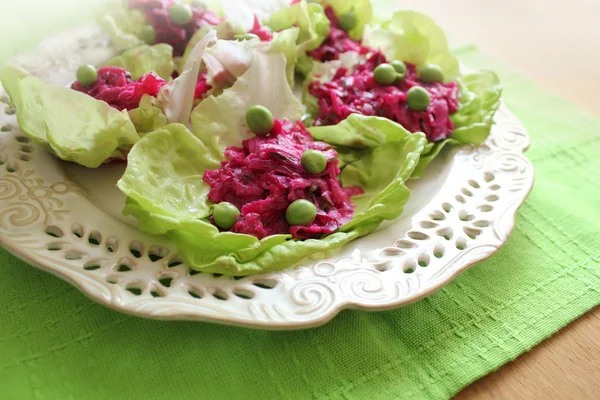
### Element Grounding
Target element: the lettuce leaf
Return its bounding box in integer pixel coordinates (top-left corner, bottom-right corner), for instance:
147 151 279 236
411 70 503 179
106 44 175 80
118 117 425 275
267 0 331 52
363 11 460 81
215 0 291 32
179 21 238 72
451 70 502 144
97 4 146 51
191 51 303 159
157 30 218 124
0 65 139 168
308 114 426 224
128 95 168 134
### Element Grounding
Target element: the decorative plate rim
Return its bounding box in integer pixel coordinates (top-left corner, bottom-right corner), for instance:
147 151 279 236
0 25 534 330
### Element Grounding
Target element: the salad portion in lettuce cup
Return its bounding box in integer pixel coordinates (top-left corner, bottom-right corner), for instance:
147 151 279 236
117 52 426 275
270 2 502 177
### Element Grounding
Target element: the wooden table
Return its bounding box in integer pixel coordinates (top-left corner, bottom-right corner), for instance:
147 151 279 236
397 0 600 397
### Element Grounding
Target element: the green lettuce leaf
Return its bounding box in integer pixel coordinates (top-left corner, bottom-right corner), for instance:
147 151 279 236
157 30 218 124
106 44 175 80
411 70 503 179
308 114 426 224
215 0 291 32
179 21 238 72
128 95 168 134
0 65 139 168
118 116 426 275
363 11 460 81
191 51 303 159
267 0 331 52
97 3 146 51
451 70 503 144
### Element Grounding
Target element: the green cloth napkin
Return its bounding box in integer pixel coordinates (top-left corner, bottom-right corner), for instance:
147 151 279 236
2 10 600 400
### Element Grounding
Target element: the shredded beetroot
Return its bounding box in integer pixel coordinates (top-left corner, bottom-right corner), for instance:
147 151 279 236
194 72 212 99
203 120 362 240
308 53 460 142
129 0 222 56
71 66 168 111
248 16 274 42
307 6 370 62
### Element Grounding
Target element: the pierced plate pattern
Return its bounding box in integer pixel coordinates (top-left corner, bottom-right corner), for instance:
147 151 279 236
0 25 534 329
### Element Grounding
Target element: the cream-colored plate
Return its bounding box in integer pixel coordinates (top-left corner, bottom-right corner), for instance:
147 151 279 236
0 25 534 329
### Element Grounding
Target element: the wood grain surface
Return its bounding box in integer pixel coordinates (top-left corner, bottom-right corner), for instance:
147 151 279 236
395 0 600 397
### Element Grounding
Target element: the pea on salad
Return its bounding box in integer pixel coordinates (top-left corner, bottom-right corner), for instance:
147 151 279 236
76 64 98 86
213 202 241 230
168 3 193 26
302 150 327 174
286 200 317 227
246 105 275 136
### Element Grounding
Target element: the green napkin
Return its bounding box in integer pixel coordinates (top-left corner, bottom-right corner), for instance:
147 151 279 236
1 45 599 400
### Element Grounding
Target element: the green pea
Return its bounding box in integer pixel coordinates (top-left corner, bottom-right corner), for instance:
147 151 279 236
234 33 259 41
391 61 407 83
168 3 193 26
76 64 98 86
139 25 156 45
213 202 240 230
406 86 431 111
374 63 397 86
418 64 444 83
286 200 317 226
338 11 357 32
391 60 407 75
302 150 327 174
246 105 275 136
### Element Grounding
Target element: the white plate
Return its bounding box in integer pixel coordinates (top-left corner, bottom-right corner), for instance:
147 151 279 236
0 25 534 329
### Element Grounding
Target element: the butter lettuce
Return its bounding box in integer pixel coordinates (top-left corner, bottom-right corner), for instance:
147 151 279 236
363 11 459 81
128 95 168 134
106 44 175 80
0 65 139 168
97 3 145 51
214 0 291 32
267 0 331 52
412 70 502 178
118 53 426 275
191 52 303 159
157 31 218 124
179 21 238 72
309 115 426 230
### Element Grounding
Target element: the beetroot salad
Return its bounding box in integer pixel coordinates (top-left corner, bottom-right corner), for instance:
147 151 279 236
308 52 460 142
203 119 362 240
248 16 274 42
71 66 168 111
129 0 222 56
307 6 370 62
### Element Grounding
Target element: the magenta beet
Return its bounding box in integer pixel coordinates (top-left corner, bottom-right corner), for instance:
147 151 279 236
307 6 370 62
203 120 362 240
128 0 222 56
71 66 168 111
248 16 274 42
308 53 460 142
